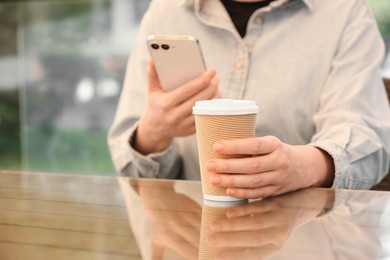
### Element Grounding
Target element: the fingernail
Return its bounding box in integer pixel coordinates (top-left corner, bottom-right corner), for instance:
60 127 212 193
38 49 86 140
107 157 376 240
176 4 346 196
207 69 216 77
211 75 219 83
227 209 237 218
211 175 221 185
207 161 216 171
214 142 224 152
227 188 236 196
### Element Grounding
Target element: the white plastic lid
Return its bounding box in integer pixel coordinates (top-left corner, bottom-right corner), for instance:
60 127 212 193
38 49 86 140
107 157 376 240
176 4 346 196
203 198 248 207
192 99 259 115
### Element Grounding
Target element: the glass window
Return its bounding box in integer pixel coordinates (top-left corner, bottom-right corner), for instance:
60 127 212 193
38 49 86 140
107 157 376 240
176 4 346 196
368 0 390 77
0 0 389 175
0 0 151 175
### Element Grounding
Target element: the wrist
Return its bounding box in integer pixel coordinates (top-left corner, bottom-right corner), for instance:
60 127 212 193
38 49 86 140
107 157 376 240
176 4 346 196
132 120 173 155
307 147 335 187
292 146 335 188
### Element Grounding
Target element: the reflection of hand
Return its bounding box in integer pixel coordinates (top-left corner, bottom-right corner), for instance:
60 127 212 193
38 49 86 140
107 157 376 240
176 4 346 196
206 188 335 259
138 180 202 260
207 136 335 199
134 60 219 155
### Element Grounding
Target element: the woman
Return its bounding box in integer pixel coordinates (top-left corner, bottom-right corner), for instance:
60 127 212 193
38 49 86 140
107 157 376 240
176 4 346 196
108 0 390 198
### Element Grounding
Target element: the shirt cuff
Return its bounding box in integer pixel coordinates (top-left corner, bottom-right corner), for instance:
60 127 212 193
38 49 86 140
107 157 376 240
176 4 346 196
309 141 349 189
123 122 181 179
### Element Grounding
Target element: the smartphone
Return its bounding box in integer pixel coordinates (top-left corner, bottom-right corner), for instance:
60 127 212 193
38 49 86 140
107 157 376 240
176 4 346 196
147 35 207 91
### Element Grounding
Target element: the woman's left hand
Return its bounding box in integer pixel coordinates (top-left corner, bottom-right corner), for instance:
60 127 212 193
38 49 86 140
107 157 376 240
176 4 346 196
207 135 334 199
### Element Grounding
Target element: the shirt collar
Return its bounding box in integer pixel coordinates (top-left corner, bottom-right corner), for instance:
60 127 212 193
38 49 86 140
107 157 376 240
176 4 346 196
181 0 315 12
301 0 314 11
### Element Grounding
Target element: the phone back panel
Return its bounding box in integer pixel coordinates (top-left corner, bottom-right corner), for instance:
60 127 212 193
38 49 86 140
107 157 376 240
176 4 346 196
147 35 206 91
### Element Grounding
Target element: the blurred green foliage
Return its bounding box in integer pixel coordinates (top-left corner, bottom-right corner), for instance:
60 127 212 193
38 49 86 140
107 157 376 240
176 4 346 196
0 0 106 56
0 0 115 174
26 128 115 175
0 90 21 170
0 5 18 56
368 0 390 39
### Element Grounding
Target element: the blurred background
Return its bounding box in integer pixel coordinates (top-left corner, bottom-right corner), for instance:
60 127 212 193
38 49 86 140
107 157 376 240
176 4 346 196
0 0 389 176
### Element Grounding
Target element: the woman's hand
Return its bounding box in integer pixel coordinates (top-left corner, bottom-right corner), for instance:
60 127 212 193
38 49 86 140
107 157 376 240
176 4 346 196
134 60 219 155
207 136 335 199
138 181 202 260
205 188 335 260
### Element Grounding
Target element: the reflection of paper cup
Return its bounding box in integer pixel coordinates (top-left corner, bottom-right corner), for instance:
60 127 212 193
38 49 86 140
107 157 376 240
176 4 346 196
193 99 258 201
199 200 247 260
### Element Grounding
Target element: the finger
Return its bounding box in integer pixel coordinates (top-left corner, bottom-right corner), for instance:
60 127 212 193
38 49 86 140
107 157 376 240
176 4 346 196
226 185 281 199
211 77 222 99
208 228 279 248
225 199 279 218
160 75 218 126
147 59 164 93
171 224 200 247
151 240 165 260
211 76 221 98
212 90 221 99
165 69 216 106
168 76 217 124
174 211 201 232
215 244 280 260
211 212 280 232
207 155 277 174
160 230 198 259
173 114 196 136
210 171 282 189
163 107 195 128
214 136 281 155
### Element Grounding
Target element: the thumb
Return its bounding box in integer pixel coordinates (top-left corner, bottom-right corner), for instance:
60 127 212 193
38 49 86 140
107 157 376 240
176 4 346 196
147 59 163 93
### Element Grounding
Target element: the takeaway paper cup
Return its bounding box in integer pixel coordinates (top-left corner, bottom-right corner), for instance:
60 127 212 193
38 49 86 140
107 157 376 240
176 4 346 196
193 99 258 202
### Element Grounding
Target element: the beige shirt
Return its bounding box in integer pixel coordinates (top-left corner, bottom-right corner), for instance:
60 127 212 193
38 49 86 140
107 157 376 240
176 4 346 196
108 0 390 189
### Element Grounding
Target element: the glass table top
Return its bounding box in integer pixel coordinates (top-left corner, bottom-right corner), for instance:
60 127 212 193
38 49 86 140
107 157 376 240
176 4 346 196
0 170 389 259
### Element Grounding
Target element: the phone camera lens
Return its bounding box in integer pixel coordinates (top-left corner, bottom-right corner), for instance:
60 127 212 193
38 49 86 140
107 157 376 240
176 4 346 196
151 43 159 50
161 44 170 50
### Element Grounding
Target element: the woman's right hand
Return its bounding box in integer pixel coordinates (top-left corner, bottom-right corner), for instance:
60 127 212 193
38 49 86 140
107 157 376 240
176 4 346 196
134 59 219 155
206 188 335 260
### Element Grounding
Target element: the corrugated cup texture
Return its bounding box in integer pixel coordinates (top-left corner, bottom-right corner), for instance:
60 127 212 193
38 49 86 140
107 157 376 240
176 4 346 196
198 205 227 260
194 114 257 198
198 200 248 259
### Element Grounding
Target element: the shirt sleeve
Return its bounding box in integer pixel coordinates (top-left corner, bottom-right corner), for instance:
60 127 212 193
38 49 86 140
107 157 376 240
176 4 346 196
310 1 390 189
107 1 182 179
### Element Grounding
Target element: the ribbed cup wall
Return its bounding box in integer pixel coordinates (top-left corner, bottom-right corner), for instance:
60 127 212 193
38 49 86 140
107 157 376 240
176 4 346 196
194 114 257 197
198 205 227 259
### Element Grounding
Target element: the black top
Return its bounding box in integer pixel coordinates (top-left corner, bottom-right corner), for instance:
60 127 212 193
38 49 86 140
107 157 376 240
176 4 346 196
220 0 275 37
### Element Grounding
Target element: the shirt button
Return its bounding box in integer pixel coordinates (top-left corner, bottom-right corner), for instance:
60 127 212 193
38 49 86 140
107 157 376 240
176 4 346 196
255 17 263 25
235 59 244 70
